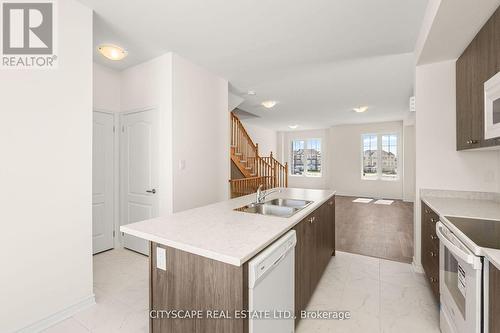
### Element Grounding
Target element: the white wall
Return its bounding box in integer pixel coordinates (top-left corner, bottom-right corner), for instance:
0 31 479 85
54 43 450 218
329 121 405 199
403 124 416 202
241 121 278 156
278 129 330 189
0 1 94 332
121 54 174 216
93 63 121 112
414 60 500 268
171 54 229 212
120 53 229 214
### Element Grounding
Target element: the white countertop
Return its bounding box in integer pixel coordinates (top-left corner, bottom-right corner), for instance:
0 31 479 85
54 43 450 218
421 194 500 270
120 188 335 266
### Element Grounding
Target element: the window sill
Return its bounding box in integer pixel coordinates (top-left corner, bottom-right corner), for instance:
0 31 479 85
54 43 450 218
290 174 323 179
361 177 400 182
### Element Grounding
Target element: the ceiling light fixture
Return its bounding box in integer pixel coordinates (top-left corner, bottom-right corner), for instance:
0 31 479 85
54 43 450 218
353 106 369 113
247 90 256 95
288 125 299 129
261 100 277 109
98 44 128 61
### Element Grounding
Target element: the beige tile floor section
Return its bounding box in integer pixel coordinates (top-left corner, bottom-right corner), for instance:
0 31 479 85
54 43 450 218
44 249 440 333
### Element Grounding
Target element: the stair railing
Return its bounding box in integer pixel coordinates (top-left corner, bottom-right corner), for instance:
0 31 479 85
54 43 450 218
230 112 289 197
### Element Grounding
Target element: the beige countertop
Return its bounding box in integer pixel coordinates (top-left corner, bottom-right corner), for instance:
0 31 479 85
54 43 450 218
120 188 335 266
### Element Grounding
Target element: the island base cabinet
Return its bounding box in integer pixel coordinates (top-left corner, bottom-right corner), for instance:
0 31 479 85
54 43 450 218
148 196 336 332
490 262 500 333
294 197 335 324
149 243 248 333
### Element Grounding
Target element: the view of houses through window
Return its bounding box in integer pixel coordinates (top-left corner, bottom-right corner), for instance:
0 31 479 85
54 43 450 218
291 139 322 177
362 133 398 180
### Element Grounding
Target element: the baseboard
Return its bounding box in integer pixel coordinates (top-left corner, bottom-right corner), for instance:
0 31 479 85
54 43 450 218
411 258 424 274
17 294 95 333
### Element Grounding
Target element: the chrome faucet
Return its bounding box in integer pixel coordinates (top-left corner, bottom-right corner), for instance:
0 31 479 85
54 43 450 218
256 185 282 204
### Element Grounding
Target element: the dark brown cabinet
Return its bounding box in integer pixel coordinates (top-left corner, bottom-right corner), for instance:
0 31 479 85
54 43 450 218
489 262 500 333
456 6 500 150
421 201 440 302
294 197 335 323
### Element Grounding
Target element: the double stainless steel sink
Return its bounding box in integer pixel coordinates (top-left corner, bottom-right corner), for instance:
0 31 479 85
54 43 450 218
235 198 313 218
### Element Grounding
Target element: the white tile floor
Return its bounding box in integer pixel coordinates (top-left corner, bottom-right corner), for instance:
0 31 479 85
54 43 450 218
44 249 440 333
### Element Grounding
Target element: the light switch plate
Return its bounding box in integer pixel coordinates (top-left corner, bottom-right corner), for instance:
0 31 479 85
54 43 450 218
156 247 167 271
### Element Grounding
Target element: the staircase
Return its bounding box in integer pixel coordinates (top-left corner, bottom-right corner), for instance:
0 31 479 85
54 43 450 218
230 112 288 198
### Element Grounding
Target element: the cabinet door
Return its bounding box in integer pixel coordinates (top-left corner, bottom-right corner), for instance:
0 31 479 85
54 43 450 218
456 42 477 150
294 218 311 318
327 198 335 255
310 210 324 291
490 262 500 333
475 18 497 148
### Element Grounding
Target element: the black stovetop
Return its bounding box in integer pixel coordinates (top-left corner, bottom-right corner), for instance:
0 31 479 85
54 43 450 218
445 216 500 250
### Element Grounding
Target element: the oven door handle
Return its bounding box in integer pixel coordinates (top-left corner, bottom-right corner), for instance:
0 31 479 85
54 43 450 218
435 222 476 266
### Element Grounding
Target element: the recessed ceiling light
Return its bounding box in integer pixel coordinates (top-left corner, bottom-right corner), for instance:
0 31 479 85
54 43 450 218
247 90 256 95
262 100 277 109
353 106 369 113
98 44 128 61
288 125 299 129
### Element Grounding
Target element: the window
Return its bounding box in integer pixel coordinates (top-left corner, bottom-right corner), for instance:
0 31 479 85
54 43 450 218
291 139 322 177
361 133 398 180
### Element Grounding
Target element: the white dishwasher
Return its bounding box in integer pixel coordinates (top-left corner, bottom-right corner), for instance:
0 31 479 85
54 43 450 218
248 230 296 333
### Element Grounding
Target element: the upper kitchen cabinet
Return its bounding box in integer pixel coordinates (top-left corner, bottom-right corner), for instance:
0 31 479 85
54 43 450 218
456 6 500 150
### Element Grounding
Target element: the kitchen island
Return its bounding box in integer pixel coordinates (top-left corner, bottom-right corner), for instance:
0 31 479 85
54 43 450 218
120 188 336 333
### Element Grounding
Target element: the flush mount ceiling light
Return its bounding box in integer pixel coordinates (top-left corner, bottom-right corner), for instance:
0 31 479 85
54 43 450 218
353 106 369 113
288 125 299 129
98 44 128 61
247 90 256 95
261 100 277 109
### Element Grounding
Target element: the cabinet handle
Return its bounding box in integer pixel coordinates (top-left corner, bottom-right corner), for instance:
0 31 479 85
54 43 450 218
328 201 334 206
430 277 437 283
308 216 316 224
430 251 437 257
467 139 479 145
425 208 430 214
430 234 438 240
430 217 437 223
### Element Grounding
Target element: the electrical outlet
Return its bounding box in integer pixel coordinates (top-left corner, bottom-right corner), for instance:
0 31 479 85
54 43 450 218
156 247 167 271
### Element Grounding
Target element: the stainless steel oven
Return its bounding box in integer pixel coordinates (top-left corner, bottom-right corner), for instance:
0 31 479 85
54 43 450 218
436 221 483 333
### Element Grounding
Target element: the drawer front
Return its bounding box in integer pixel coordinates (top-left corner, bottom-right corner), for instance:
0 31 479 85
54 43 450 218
422 203 440 251
421 201 440 302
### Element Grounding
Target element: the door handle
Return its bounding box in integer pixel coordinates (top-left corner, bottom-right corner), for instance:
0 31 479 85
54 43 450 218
146 189 156 194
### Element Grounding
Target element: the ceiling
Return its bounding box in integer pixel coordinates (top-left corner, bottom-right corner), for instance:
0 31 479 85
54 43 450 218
80 0 429 130
416 0 500 65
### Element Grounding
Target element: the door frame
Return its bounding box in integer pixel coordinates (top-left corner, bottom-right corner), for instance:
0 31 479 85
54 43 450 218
93 109 120 251
118 106 160 250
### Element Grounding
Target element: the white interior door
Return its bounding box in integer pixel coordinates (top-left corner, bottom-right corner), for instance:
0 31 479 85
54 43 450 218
92 111 115 254
120 108 159 255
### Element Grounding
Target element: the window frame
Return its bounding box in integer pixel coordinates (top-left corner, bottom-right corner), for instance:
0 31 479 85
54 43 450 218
290 138 323 178
360 132 400 181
